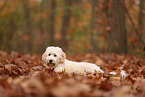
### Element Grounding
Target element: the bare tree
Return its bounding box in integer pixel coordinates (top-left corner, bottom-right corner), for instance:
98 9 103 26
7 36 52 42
39 0 49 35
138 0 144 39
108 0 127 54
0 0 8 14
7 19 17 51
59 0 72 51
0 0 9 49
21 0 32 52
38 0 56 53
103 0 112 50
41 0 56 47
121 0 145 52
138 0 144 31
90 0 98 53
138 0 145 52
38 0 50 53
48 0 56 46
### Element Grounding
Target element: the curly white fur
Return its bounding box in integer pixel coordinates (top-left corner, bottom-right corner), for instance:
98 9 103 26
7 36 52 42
42 46 127 77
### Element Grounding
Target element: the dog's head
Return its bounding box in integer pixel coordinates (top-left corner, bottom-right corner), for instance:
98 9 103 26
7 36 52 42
42 46 66 67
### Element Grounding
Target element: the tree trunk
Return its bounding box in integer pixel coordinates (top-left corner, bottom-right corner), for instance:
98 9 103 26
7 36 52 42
7 19 16 51
59 0 72 51
39 0 49 35
108 0 127 54
21 0 32 53
43 0 56 47
48 0 56 46
0 0 9 49
90 0 98 53
38 0 49 53
0 0 8 14
138 0 144 37
103 0 112 51
138 0 145 52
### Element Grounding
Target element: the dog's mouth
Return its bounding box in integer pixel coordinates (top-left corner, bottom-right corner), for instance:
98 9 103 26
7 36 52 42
47 63 55 68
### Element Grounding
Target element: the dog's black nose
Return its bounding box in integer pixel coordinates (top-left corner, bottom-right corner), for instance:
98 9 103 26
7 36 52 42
49 60 53 63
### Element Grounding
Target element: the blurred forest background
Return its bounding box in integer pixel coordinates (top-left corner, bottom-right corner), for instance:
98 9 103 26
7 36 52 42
0 0 144 54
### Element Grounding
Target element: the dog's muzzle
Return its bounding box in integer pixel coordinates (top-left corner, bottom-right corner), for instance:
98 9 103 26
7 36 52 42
47 60 55 68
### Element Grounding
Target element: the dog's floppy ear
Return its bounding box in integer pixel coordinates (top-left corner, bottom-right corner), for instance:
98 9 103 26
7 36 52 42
60 52 66 63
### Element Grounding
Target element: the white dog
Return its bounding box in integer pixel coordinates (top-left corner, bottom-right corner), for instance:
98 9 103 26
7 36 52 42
42 46 127 77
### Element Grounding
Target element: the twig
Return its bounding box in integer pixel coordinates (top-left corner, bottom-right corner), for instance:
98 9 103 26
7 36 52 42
0 0 9 14
121 2 145 49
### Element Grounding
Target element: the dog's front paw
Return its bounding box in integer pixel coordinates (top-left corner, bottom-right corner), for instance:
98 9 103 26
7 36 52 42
54 67 64 73
98 69 104 73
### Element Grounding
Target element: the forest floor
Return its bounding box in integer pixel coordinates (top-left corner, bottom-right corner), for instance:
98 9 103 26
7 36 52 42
0 51 145 97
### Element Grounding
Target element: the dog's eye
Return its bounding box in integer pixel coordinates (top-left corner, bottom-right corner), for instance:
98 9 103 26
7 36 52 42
54 55 57 57
48 54 51 56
